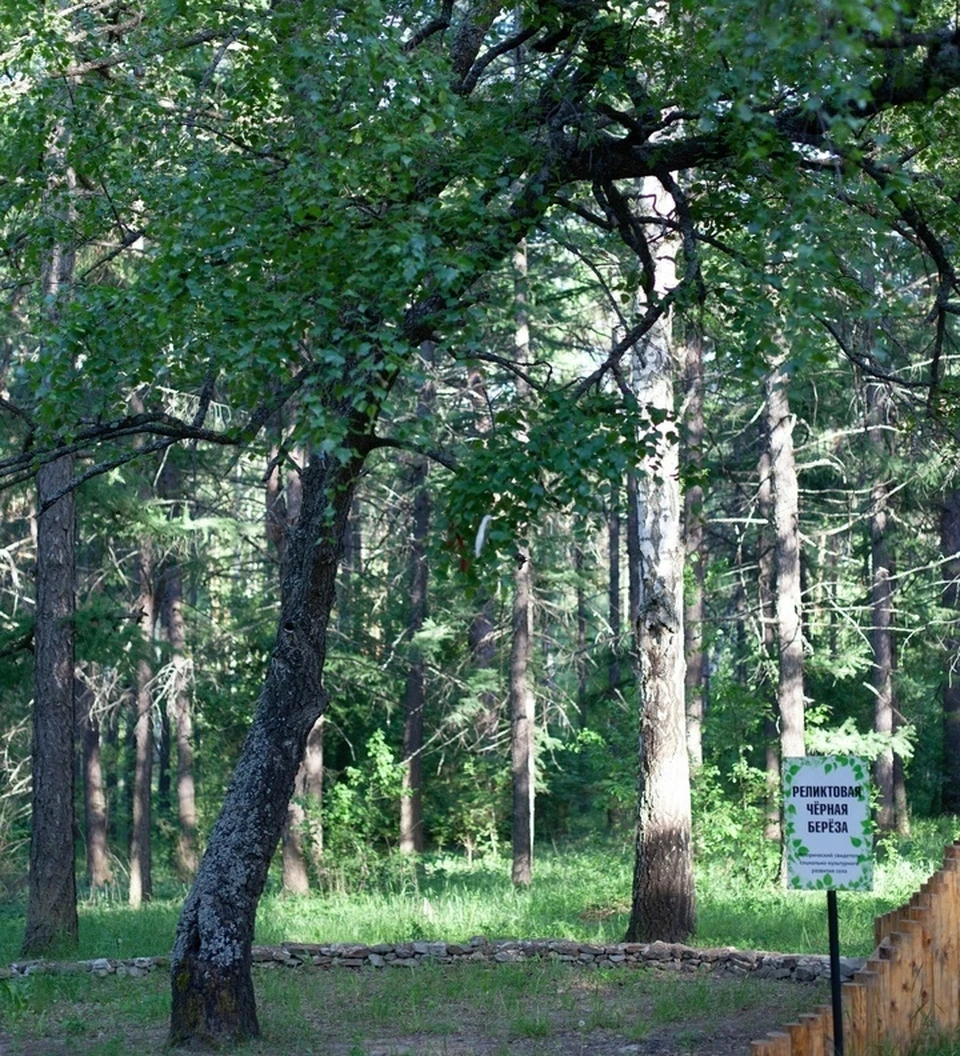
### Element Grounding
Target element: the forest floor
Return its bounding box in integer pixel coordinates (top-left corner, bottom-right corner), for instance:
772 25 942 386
0 962 828 1055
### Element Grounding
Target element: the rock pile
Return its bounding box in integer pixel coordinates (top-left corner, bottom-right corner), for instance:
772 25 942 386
1 937 865 982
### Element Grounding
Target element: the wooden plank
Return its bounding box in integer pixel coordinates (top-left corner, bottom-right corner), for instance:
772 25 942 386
943 855 960 1028
751 1032 792 1056
842 980 866 1056
908 902 935 1036
788 1020 810 1056
929 872 949 1029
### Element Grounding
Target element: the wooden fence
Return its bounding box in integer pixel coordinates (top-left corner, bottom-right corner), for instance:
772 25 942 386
750 843 960 1056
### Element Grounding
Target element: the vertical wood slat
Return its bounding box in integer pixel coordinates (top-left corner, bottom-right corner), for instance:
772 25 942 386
941 847 960 1030
787 1019 810 1056
909 896 935 1035
843 980 867 1056
750 842 960 1056
752 1032 792 1056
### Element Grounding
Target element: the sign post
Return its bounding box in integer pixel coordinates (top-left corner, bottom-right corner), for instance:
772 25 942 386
783 755 873 1056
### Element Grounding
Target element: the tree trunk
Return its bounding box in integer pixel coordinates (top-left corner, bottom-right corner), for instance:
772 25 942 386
757 444 781 841
303 718 324 868
170 450 362 1046
870 489 896 829
267 443 326 895
129 540 155 907
941 489 960 814
765 362 805 763
625 180 695 944
400 346 434 854
510 541 535 886
24 453 79 954
81 679 112 891
510 240 535 887
626 467 641 665
468 600 499 747
162 559 198 880
23 106 79 954
682 326 706 769
865 379 899 832
575 542 588 725
609 485 622 694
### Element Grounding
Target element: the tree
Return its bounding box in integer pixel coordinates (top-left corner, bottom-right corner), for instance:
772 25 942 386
23 116 79 954
765 359 805 768
624 179 695 944
5 0 960 1043
510 241 536 887
399 346 435 855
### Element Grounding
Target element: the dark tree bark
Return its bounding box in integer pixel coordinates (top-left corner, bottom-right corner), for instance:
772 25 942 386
681 326 706 769
24 453 79 954
941 489 960 814
80 679 112 891
129 539 155 907
169 450 363 1045
23 109 79 954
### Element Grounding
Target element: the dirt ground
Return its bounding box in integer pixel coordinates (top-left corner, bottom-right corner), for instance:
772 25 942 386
0 968 829 1055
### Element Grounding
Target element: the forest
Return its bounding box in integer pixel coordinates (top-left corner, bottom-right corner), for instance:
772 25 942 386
2 0 960 1047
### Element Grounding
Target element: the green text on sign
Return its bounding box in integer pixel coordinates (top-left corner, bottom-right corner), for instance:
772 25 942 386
783 755 873 891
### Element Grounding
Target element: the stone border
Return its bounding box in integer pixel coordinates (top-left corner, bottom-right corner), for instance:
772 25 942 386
1 938 865 982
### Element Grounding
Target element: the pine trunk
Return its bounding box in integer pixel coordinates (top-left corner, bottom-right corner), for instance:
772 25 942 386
681 327 705 769
757 445 781 841
170 451 362 1046
510 240 535 887
81 680 112 891
870 491 896 830
510 541 535 887
162 560 198 880
608 486 622 693
23 116 79 954
765 363 805 762
400 348 433 854
24 454 79 954
129 541 154 907
941 489 960 814
865 380 898 831
575 543 588 726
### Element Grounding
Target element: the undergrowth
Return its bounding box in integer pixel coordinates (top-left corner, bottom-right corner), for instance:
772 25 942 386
0 819 957 966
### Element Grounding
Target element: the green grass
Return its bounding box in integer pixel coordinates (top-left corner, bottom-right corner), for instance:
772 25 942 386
2 820 957 967
0 958 829 1055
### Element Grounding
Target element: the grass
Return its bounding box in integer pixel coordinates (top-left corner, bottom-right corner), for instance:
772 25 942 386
0 958 830 1055
2 821 957 966
2 821 959 1053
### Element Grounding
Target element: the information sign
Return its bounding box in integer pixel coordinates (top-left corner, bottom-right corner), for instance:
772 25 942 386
783 755 872 891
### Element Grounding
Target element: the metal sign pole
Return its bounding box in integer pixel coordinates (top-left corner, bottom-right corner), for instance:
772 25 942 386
827 888 844 1056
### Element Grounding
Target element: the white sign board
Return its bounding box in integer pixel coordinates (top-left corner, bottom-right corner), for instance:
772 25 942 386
783 755 873 891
